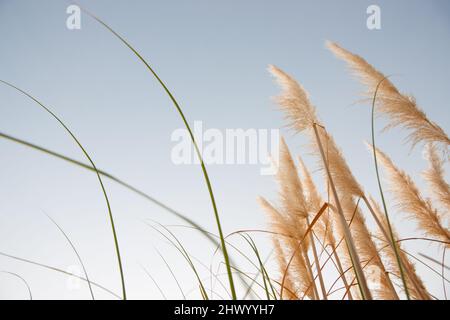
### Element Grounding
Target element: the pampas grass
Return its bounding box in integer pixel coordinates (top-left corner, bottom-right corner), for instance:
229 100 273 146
370 197 432 300
424 144 450 214
297 155 328 299
298 155 355 299
373 145 450 247
269 65 373 299
258 197 302 299
258 195 315 299
327 41 450 150
2 8 448 299
262 42 450 300
268 65 318 134
270 137 318 299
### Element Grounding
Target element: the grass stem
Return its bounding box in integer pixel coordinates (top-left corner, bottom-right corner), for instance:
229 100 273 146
312 123 372 300
81 7 237 299
369 78 411 300
0 80 127 300
307 216 328 300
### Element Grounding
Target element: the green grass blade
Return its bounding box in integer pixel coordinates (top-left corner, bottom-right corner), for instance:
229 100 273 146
418 252 450 271
146 222 209 299
0 80 126 299
241 250 275 299
44 212 95 300
165 224 257 298
370 77 410 300
0 251 120 299
154 248 186 300
240 234 270 299
0 131 219 249
81 8 236 299
240 233 277 300
0 271 32 300
140 263 167 299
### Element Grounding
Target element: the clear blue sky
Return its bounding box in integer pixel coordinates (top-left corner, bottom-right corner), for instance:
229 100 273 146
0 0 449 299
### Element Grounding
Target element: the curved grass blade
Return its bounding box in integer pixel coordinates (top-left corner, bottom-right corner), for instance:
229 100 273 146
418 252 450 271
242 250 275 300
0 131 219 248
80 7 236 299
402 249 449 285
226 267 265 300
370 76 410 299
0 80 126 299
0 271 32 300
376 241 450 283
155 248 186 300
0 251 120 299
44 212 94 300
147 221 238 299
155 223 253 297
0 130 252 294
140 263 167 300
240 234 270 299
279 202 328 299
300 199 361 300
306 215 327 300
240 233 277 300
313 124 372 300
183 273 230 300
146 222 209 299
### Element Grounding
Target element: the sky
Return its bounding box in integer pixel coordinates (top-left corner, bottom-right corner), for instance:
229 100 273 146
0 0 449 299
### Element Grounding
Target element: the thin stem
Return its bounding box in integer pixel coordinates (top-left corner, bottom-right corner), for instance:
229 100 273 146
0 131 218 247
370 77 410 300
0 80 126 299
0 251 120 299
303 244 319 299
80 7 236 299
307 216 327 300
312 123 372 300
442 248 447 300
0 271 32 300
333 245 353 300
279 203 328 299
45 213 95 300
361 196 399 299
140 264 167 300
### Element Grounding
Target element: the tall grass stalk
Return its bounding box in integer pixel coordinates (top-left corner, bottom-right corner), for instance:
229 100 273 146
329 243 353 300
370 78 410 299
148 222 209 299
303 242 319 300
45 213 95 300
155 248 186 300
140 264 167 299
81 7 237 299
304 198 361 300
0 131 219 248
359 196 399 299
1 130 255 292
312 123 372 300
0 251 120 299
0 80 126 299
0 271 32 300
307 216 327 299
240 234 276 300
279 202 328 298
242 250 275 299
